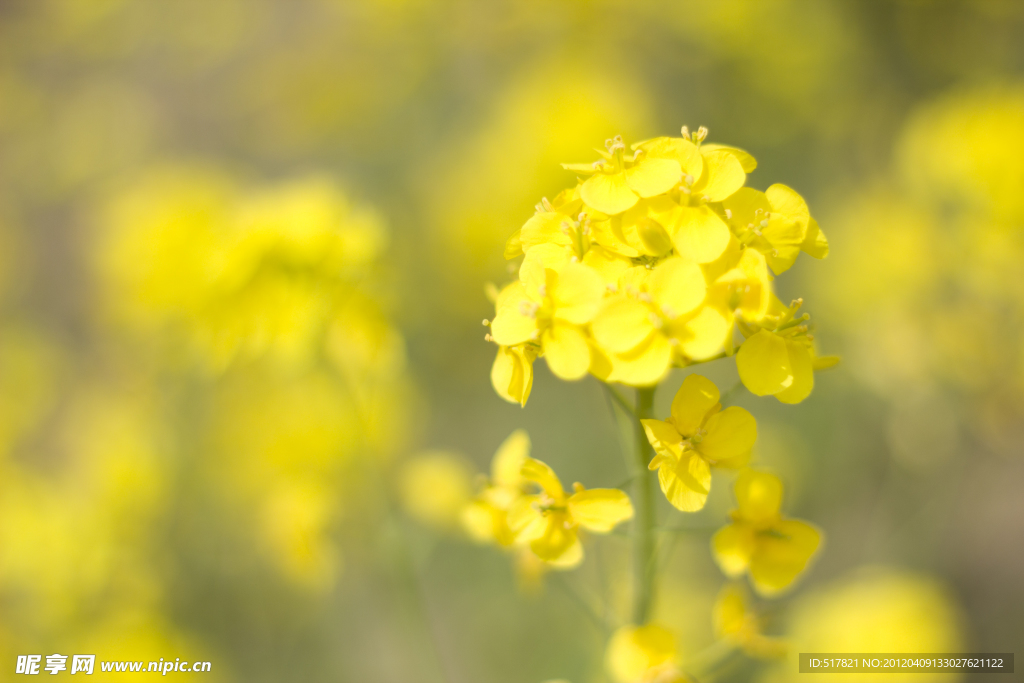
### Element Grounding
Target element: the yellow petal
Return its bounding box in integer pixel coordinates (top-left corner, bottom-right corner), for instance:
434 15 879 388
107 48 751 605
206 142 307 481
638 136 704 178
544 533 583 569
812 353 840 371
589 296 651 356
624 158 682 198
670 374 720 437
670 205 731 263
765 184 810 228
530 512 579 562
552 262 606 325
701 143 757 172
658 451 711 512
749 519 821 596
520 211 572 251
636 217 674 256
736 330 792 396
588 337 614 381
734 470 783 525
700 406 757 464
568 488 634 532
490 291 538 347
672 304 731 360
694 150 745 202
582 245 633 284
762 215 805 275
542 324 591 381
520 457 565 499
490 346 518 405
490 346 533 407
801 217 829 259
642 418 684 453
721 187 770 229
775 342 814 404
607 332 672 387
507 494 544 539
648 257 706 318
492 428 531 486
461 499 504 545
504 228 524 259
589 217 640 258
520 243 571 295
581 172 638 215
712 523 756 577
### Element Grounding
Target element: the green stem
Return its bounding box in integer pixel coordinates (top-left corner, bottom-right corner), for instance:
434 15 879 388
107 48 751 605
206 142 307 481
632 387 657 624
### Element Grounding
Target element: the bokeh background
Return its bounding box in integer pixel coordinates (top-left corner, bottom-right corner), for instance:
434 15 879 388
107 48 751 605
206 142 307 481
0 0 1022 681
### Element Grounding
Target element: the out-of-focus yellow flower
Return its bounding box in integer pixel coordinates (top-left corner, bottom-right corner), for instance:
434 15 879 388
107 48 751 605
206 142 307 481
642 375 757 512
461 429 533 547
736 297 837 404
712 470 820 597
261 480 340 592
507 457 633 568
605 623 690 683
398 451 473 531
713 584 787 659
778 567 964 683
95 169 392 373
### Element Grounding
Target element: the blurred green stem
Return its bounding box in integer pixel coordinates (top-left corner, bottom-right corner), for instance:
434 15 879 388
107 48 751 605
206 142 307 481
632 387 656 624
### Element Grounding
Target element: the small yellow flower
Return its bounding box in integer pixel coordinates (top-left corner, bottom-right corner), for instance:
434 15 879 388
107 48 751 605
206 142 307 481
721 185 828 275
712 470 821 597
605 624 690 683
713 583 788 658
489 258 605 381
641 375 757 511
461 430 533 547
591 258 716 386
507 457 633 568
735 297 838 404
565 135 683 216
625 128 748 264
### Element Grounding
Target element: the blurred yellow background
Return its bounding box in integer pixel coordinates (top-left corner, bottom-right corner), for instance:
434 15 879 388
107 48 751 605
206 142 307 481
0 1 1022 681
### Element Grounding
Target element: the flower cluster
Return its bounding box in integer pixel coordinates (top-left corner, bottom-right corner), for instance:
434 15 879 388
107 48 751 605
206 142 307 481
488 127 832 405
478 128 832 683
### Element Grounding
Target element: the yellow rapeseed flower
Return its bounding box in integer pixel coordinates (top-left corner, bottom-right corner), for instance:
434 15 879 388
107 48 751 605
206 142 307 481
605 623 691 683
713 583 787 658
642 375 756 511
712 470 821 596
721 185 827 275
591 258 720 386
564 135 682 215
507 457 633 568
735 297 837 404
461 429 533 547
489 258 605 380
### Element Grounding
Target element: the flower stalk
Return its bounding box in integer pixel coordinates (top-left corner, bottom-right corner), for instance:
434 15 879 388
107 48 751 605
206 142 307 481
632 386 657 624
